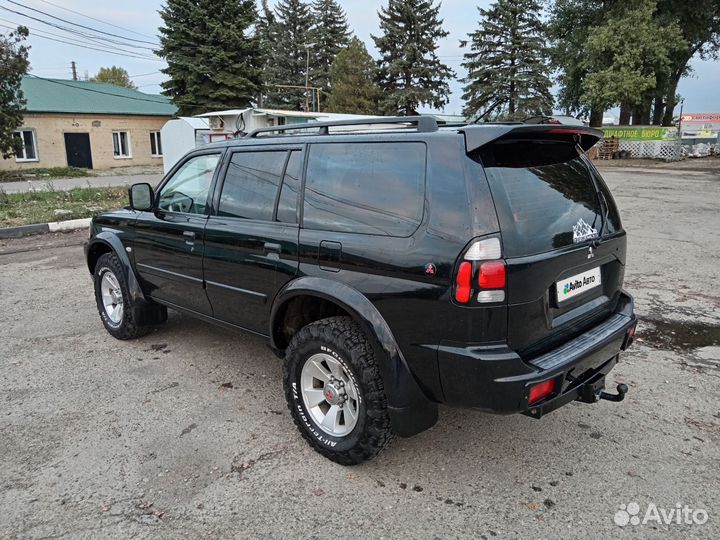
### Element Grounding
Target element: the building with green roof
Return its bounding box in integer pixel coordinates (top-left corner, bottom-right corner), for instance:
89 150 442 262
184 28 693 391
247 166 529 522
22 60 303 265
1 76 178 171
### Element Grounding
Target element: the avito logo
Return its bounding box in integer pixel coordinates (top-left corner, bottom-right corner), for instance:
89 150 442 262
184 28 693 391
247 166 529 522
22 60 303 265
563 274 597 295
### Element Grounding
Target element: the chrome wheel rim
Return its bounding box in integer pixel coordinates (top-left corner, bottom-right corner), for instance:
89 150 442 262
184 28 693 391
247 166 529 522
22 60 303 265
300 353 360 437
100 271 124 325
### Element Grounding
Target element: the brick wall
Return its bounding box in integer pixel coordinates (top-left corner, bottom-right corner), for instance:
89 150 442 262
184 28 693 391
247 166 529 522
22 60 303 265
0 113 172 171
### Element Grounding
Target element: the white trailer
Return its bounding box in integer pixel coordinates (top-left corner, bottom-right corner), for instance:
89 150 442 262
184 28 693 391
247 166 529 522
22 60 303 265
160 117 211 174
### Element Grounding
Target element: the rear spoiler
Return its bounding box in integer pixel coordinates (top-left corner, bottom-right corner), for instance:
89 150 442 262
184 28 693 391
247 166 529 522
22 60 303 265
460 124 603 153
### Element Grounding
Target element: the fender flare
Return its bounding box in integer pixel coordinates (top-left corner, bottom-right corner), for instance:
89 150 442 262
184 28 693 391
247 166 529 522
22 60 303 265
85 232 146 304
270 277 438 437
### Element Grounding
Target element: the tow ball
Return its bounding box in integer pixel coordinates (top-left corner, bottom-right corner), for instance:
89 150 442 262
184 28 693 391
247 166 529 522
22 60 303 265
579 379 628 404
600 383 628 402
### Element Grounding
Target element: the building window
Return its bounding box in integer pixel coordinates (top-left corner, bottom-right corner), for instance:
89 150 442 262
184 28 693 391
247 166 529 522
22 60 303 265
112 131 131 158
150 131 162 157
14 129 38 162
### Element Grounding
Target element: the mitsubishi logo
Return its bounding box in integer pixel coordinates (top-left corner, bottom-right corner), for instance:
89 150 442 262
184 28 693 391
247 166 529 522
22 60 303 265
588 246 595 259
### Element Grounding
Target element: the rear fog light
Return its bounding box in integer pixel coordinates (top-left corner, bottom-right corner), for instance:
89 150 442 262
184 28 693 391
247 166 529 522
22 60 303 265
529 379 556 405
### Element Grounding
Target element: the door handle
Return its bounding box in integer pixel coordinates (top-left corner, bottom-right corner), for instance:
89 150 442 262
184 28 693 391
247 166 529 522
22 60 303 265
183 231 195 245
264 242 282 255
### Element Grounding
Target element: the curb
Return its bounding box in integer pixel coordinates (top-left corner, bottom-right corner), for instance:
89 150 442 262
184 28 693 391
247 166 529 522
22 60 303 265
0 217 91 240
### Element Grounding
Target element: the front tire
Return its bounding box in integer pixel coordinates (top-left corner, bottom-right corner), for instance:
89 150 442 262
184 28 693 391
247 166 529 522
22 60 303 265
93 252 158 340
283 316 395 465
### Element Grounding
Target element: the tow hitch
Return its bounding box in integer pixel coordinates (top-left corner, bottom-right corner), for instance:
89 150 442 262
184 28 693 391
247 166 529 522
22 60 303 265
524 359 629 419
578 378 628 404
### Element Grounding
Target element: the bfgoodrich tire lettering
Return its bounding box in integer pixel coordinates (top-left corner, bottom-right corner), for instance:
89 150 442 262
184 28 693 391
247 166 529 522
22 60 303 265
283 316 395 465
93 252 153 340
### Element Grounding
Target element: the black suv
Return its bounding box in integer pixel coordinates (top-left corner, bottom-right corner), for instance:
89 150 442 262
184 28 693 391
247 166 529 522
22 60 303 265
85 117 636 464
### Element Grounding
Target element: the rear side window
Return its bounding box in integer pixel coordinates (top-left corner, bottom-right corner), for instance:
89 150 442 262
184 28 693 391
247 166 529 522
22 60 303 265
477 141 621 257
277 150 302 224
303 142 426 236
218 151 287 221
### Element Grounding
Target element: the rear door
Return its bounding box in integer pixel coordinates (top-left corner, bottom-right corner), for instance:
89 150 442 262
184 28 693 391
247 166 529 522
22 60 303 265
203 146 302 333
475 136 625 357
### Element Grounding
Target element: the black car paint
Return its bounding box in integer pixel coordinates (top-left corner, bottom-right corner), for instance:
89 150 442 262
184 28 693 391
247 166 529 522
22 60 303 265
85 124 635 437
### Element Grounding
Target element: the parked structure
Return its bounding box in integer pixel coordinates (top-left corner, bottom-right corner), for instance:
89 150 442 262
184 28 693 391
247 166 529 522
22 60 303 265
161 109 467 172
1 77 177 171
679 113 720 157
159 117 210 175
161 108 383 172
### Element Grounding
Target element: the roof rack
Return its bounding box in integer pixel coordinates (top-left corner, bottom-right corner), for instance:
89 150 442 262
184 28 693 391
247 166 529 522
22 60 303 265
245 116 439 138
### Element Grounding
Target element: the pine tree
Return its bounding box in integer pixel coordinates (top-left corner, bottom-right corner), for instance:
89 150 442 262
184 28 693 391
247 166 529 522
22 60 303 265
264 0 314 111
158 0 263 116
256 0 277 107
462 0 554 121
372 0 454 115
327 37 380 114
309 0 351 105
90 66 136 89
0 26 29 159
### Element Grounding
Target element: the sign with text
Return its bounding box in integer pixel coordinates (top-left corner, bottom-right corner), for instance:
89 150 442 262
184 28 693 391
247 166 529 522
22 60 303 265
601 127 677 141
680 113 720 123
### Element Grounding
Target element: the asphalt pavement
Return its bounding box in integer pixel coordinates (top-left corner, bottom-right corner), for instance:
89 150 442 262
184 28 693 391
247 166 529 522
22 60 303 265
1 166 719 539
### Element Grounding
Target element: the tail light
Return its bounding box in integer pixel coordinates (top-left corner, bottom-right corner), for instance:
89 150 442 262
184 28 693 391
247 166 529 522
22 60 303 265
623 323 637 350
453 237 506 304
454 262 473 303
529 379 556 405
479 261 506 289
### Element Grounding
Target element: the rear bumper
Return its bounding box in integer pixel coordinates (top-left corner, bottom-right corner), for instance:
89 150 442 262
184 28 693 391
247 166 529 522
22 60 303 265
438 290 636 414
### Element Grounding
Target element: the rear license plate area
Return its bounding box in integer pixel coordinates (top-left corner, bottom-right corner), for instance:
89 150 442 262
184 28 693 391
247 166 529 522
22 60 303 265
556 267 601 303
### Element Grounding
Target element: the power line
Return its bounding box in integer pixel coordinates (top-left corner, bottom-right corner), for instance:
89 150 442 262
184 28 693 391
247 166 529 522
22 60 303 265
0 24 163 62
0 21 163 61
129 71 162 78
5 0 159 46
0 17 160 60
0 6 157 51
34 0 158 41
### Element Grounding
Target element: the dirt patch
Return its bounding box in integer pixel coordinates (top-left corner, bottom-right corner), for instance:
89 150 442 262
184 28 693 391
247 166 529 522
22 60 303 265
94 165 163 177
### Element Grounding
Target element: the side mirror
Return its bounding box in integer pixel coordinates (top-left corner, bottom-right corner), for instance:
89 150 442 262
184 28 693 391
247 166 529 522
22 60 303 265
129 183 154 211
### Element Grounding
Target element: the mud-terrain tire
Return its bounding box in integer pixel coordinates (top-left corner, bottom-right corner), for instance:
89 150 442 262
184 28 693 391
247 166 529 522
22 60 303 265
93 252 161 340
283 316 395 465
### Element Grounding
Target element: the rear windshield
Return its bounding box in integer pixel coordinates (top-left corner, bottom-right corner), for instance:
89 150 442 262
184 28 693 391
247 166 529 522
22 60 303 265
476 140 621 257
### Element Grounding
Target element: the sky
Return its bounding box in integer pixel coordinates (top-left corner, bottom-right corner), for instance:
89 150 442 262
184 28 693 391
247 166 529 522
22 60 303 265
4 0 719 117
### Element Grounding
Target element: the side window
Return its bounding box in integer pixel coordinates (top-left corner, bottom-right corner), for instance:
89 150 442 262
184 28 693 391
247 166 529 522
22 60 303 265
276 150 302 224
218 151 287 221
150 131 162 157
303 142 426 236
112 131 131 158
13 129 38 162
158 154 220 214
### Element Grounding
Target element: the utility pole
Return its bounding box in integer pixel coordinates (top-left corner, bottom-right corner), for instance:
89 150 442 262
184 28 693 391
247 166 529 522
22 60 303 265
676 97 685 160
71 61 78 81
304 43 315 112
